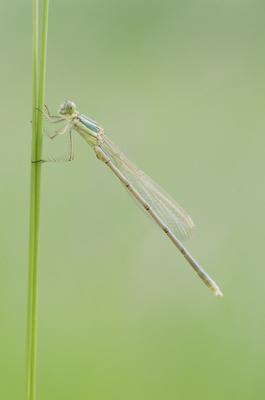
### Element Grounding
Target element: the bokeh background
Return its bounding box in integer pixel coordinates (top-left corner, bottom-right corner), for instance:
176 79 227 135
1 1 265 399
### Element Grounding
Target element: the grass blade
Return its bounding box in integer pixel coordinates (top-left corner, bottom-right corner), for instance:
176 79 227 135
27 1 49 399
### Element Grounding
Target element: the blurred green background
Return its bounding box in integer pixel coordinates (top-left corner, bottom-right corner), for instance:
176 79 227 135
1 1 265 399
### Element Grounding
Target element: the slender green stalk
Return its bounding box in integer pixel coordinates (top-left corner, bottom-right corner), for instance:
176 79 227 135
27 1 49 400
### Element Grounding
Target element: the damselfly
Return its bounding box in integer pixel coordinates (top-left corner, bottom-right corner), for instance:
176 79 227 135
39 100 223 297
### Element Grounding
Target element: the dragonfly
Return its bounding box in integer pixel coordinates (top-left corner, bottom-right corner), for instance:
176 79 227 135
38 99 223 297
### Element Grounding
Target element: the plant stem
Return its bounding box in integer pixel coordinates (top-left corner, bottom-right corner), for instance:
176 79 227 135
27 1 49 400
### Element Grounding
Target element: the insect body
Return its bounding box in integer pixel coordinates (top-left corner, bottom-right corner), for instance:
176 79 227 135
41 99 223 297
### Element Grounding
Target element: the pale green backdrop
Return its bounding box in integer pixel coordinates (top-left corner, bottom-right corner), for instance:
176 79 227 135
1 1 265 399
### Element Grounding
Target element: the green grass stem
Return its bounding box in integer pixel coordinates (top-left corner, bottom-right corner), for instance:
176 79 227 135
27 1 49 400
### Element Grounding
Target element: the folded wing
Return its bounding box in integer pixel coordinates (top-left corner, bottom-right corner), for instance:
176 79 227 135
100 136 194 240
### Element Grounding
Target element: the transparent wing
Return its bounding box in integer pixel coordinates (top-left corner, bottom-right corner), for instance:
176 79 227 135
100 136 194 240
